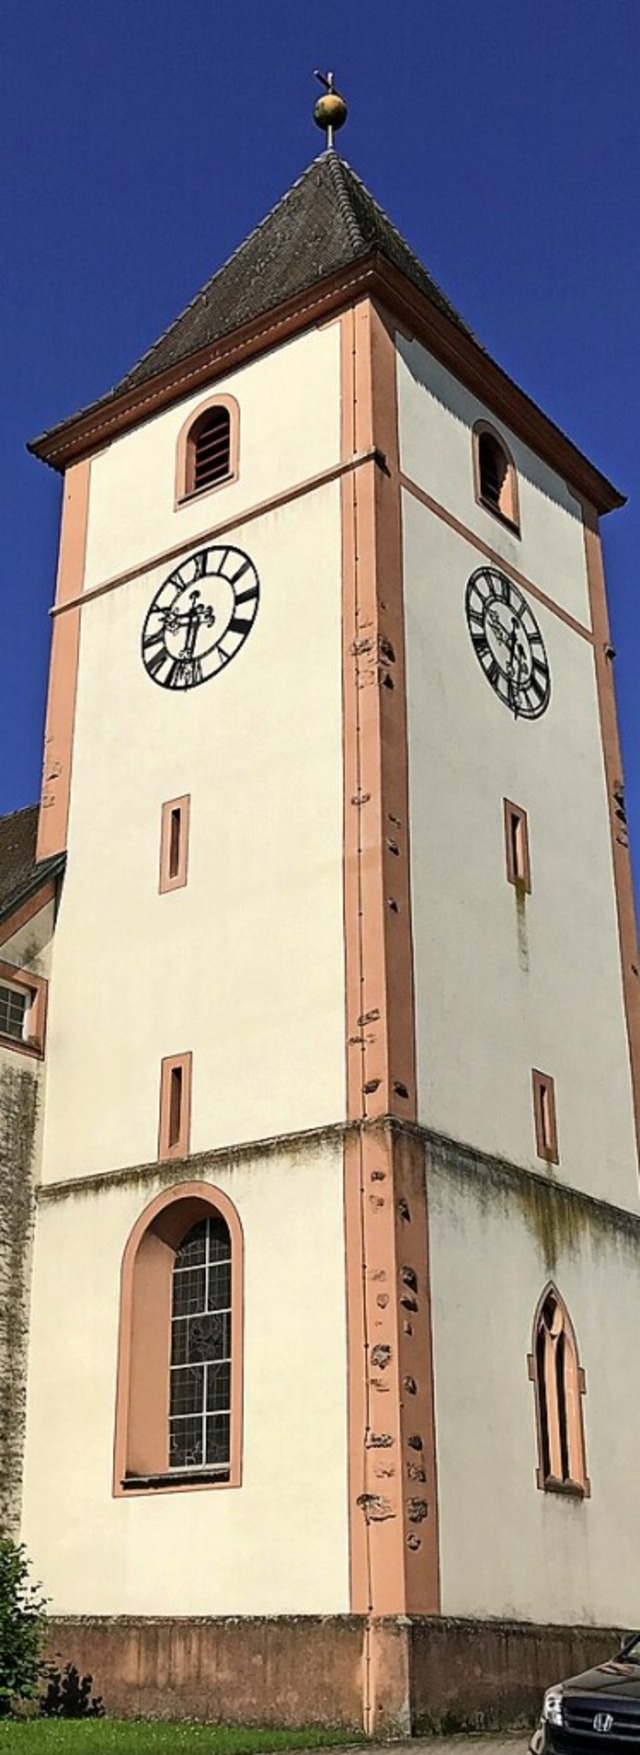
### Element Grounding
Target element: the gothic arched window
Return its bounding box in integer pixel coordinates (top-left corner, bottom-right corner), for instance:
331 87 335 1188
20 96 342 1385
113 1182 243 1494
528 1284 589 1496
473 421 520 531
175 395 240 504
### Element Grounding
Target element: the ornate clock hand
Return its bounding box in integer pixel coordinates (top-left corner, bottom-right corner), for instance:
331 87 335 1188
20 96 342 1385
485 607 512 649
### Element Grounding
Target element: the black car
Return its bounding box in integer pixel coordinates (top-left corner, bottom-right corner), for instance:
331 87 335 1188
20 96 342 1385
531 1634 640 1755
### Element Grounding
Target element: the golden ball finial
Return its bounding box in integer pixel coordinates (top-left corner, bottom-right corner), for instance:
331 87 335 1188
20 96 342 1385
313 71 347 146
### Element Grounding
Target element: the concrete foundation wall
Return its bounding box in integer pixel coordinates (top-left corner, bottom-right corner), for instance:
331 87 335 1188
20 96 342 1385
45 1613 628 1733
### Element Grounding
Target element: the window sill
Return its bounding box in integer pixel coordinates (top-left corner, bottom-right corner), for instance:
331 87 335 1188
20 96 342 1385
0 1029 44 1061
175 473 235 510
477 494 521 538
120 1468 232 1493
539 1474 590 1499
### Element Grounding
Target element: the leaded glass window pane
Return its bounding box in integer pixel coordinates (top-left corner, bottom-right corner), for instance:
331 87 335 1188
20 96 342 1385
169 1215 232 1472
0 983 27 1042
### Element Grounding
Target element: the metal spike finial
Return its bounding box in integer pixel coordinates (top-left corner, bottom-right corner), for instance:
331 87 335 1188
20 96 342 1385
313 69 348 150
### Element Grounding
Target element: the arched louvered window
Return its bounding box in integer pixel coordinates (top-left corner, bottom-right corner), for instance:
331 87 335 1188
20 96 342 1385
176 395 240 504
528 1284 589 1496
473 422 520 530
113 1182 243 1494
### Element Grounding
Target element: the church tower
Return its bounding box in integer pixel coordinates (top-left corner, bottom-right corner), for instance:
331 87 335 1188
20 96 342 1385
14 97 640 1730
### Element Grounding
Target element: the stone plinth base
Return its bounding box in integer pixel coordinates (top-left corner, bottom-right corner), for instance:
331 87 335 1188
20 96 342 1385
46 1614 626 1733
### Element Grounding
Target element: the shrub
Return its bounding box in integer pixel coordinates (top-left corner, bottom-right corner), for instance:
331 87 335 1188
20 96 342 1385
40 1662 104 1719
0 1536 47 1716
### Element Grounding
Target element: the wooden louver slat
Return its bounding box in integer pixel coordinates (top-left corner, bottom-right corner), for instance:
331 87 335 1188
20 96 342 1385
191 407 231 490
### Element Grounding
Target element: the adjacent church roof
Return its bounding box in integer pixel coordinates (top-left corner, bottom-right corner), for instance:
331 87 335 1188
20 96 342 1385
0 804 64 926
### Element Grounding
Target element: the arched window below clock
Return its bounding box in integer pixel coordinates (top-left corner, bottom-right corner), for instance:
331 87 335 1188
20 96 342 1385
473 421 520 532
527 1282 589 1497
113 1181 244 1494
175 393 240 505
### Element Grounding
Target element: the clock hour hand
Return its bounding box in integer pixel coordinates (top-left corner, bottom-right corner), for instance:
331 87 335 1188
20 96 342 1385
485 607 512 650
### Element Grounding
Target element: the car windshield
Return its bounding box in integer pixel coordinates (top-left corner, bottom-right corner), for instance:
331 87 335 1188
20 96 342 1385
620 1638 640 1667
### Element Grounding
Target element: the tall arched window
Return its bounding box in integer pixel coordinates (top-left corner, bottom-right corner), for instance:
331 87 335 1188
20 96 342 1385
113 1182 243 1494
175 394 240 505
473 421 520 531
528 1284 589 1496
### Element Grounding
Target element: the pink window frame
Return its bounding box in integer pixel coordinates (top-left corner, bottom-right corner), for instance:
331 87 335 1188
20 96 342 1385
159 794 190 894
472 420 520 534
532 1068 559 1165
158 1051 192 1160
113 1181 244 1495
527 1282 589 1497
0 959 48 1059
504 798 532 893
175 393 240 507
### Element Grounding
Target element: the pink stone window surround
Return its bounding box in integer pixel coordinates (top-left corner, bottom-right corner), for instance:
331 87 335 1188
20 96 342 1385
175 394 240 508
158 1052 192 1161
473 420 520 533
159 795 190 894
0 959 47 1059
528 1284 589 1497
532 1068 559 1165
113 1181 244 1495
504 798 531 893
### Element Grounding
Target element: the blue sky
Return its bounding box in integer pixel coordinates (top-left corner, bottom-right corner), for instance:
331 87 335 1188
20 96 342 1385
2 0 639 895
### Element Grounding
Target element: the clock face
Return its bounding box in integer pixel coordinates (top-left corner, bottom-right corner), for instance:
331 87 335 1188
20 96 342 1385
141 544 260 690
465 566 551 719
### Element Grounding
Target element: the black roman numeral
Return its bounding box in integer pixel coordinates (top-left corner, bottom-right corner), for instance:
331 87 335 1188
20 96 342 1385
229 558 252 585
228 614 252 637
147 647 168 679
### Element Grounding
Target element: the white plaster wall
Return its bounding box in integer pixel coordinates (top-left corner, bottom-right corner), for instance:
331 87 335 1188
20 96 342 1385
42 479 345 1183
397 332 591 630
403 489 638 1211
21 1142 350 1614
83 322 342 592
429 1156 640 1625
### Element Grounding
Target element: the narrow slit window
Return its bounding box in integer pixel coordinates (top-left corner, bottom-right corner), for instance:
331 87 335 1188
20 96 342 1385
529 1285 588 1495
158 1053 192 1160
473 423 520 530
504 799 531 892
168 1067 183 1149
159 795 190 893
532 1068 559 1165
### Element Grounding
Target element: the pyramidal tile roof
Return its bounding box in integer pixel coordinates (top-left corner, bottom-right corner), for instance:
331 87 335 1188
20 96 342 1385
29 151 474 458
114 150 473 397
28 150 623 513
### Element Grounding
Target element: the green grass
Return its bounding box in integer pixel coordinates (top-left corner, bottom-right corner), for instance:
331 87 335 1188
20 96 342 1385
0 1724 363 1755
